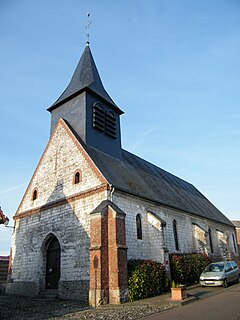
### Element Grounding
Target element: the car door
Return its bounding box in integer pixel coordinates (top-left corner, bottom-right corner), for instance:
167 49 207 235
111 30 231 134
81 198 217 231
225 262 234 283
230 261 239 281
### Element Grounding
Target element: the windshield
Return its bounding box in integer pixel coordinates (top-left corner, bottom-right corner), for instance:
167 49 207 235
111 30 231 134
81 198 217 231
204 263 224 272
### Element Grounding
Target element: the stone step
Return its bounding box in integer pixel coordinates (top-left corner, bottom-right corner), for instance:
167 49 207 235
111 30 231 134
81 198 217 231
39 289 58 300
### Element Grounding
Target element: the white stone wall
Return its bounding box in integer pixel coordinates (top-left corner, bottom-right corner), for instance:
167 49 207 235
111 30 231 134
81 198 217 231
192 224 207 253
9 120 108 299
11 192 106 283
113 190 236 262
17 120 104 214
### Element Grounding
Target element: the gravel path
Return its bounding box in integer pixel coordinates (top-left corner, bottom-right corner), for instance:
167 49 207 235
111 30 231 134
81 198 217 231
0 295 174 320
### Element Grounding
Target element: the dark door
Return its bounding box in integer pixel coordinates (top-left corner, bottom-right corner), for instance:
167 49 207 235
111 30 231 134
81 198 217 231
45 237 60 289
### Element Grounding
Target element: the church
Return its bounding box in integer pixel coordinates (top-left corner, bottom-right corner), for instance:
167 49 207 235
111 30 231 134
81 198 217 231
7 41 237 305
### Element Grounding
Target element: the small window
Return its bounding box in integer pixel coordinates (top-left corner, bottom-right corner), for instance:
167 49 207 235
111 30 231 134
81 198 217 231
136 214 142 240
173 219 179 251
231 261 238 270
208 228 214 253
32 189 38 201
74 171 81 184
225 262 233 272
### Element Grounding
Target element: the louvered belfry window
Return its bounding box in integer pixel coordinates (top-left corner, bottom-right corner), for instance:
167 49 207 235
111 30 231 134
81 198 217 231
93 103 105 132
93 103 116 138
105 111 116 138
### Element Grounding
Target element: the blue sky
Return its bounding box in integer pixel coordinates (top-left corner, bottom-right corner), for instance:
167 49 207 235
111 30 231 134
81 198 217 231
0 0 240 255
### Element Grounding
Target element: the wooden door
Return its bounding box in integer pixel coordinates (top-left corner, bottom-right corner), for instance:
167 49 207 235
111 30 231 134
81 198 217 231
45 237 60 289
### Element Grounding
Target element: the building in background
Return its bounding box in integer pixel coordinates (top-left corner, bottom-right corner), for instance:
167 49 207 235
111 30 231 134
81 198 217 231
0 256 9 293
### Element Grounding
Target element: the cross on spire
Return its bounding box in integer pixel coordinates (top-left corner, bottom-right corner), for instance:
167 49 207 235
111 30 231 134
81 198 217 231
85 12 92 45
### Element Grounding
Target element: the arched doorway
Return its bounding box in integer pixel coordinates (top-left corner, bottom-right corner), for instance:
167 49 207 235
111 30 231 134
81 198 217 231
45 236 61 289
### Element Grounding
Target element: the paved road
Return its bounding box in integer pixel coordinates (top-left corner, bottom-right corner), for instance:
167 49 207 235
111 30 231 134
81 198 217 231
142 285 240 320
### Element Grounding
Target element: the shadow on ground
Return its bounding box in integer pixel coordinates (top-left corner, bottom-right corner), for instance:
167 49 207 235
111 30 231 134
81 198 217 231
0 294 89 320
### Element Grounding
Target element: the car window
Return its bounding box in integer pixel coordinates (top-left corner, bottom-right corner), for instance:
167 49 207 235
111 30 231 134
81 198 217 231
209 263 224 272
225 262 233 272
231 261 238 269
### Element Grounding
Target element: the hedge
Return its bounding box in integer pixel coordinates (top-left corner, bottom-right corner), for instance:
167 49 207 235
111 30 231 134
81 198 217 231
128 259 169 301
170 252 211 286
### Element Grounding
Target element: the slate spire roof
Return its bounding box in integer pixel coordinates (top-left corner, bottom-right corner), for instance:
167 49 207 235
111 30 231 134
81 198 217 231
48 44 123 113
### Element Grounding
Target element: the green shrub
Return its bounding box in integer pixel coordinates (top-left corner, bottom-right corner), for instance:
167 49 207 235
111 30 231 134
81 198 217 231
170 252 210 286
128 259 169 301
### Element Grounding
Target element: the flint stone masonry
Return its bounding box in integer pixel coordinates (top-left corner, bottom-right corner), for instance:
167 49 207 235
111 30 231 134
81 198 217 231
17 120 105 215
59 280 89 302
8 193 106 299
7 120 107 300
112 190 237 261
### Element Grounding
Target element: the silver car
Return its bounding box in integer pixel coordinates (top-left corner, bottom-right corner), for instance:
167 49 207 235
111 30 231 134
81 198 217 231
199 261 240 288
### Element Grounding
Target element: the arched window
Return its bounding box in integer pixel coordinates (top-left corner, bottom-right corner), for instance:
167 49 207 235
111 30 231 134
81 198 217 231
73 170 82 184
232 234 237 253
208 228 214 253
32 189 38 201
173 219 179 251
136 214 142 240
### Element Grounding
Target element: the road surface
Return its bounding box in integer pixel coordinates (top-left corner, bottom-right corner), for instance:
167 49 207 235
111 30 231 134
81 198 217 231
142 285 240 320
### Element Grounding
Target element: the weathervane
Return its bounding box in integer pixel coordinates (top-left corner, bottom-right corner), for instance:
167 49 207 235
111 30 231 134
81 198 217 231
85 12 92 45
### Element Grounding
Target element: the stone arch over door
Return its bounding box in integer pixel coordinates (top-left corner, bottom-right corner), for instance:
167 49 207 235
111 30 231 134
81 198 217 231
44 235 61 289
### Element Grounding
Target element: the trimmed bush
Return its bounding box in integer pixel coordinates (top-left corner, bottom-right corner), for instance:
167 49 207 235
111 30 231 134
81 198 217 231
128 259 169 301
170 252 211 286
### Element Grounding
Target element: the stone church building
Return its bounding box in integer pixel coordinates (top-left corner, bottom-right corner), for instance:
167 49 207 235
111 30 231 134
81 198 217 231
7 43 237 305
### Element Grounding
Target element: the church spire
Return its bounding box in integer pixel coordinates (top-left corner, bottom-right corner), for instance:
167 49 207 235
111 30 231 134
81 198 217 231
47 43 124 159
48 44 123 114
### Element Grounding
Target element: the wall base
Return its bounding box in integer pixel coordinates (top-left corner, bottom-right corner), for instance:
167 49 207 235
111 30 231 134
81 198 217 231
6 281 39 297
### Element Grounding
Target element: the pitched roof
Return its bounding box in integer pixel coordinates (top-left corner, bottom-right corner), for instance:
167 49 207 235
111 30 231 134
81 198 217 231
76 135 233 227
48 44 123 113
232 221 240 228
91 200 125 216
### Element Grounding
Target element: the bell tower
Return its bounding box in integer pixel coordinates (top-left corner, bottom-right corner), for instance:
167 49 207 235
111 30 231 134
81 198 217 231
47 43 124 159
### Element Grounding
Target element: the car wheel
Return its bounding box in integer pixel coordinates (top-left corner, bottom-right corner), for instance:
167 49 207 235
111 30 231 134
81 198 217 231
223 278 228 288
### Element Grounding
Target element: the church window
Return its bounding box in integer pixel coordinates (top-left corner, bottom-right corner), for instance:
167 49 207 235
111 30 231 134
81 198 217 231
136 214 142 240
73 170 82 184
173 219 179 250
93 103 105 132
232 234 237 253
93 103 117 139
32 189 38 201
208 228 214 253
105 111 116 138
